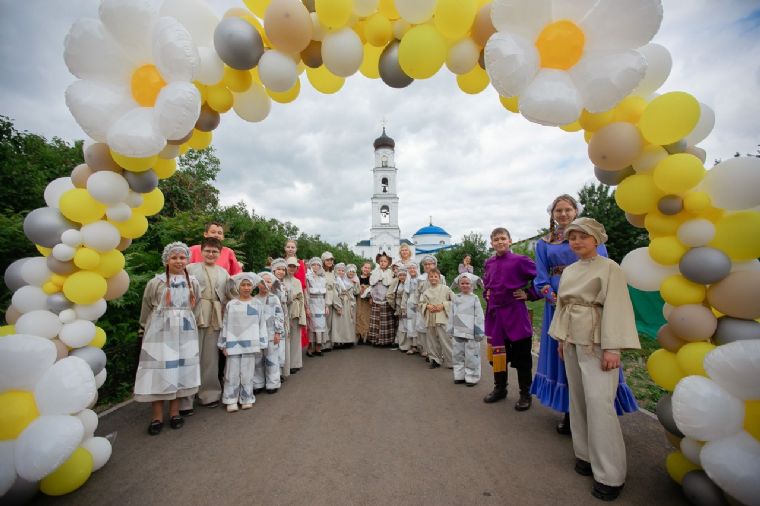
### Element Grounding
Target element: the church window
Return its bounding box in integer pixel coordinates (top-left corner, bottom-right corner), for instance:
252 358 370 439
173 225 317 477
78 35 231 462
381 155 388 167
381 177 388 193
439 240 445 245
380 205 390 224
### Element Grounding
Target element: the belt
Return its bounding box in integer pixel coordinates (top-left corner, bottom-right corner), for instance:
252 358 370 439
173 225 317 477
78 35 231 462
550 265 567 276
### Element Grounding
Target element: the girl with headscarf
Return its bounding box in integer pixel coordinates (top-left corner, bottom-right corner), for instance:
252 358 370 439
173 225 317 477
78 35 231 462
368 252 395 347
306 257 329 356
355 261 373 343
332 262 358 347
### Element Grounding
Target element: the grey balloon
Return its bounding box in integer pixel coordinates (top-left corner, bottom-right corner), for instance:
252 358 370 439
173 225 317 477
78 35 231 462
70 346 107 376
679 247 731 285
664 139 687 154
714 316 760 345
213 17 264 70
301 40 322 69
4 258 29 291
47 293 73 314
47 255 76 275
379 41 414 89
23 207 76 248
682 471 728 506
195 105 220 132
594 165 634 186
124 169 159 193
655 394 683 438
658 195 684 215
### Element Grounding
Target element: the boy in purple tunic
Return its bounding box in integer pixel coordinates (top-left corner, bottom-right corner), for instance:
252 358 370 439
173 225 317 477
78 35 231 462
482 227 539 410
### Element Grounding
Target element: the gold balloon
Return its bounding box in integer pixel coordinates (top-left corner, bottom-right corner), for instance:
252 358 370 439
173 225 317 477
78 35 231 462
588 122 643 171
471 2 495 47
707 270 760 320
264 0 313 54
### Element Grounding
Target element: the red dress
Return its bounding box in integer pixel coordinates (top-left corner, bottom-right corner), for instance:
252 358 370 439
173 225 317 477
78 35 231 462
293 259 309 348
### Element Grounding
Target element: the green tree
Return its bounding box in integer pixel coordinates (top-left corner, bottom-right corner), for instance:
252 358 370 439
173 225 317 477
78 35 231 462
434 232 489 282
159 147 221 216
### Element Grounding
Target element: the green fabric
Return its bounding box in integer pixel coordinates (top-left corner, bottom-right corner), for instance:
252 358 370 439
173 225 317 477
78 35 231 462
628 285 665 340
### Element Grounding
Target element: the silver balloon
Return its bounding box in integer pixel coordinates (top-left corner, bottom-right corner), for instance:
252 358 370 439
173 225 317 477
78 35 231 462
682 471 728 506
124 169 159 194
379 41 414 89
70 346 107 376
714 316 760 345
195 105 220 132
4 258 29 291
679 247 731 285
47 255 76 275
23 207 76 248
213 17 264 70
658 195 684 215
47 293 74 314
0 476 39 505
655 394 683 438
594 165 634 186
664 139 687 154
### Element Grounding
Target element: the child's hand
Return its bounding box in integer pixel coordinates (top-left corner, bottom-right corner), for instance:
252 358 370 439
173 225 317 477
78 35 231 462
325 306 330 315
222 348 228 357
513 289 527 300
601 351 620 371
336 308 342 316
557 342 564 361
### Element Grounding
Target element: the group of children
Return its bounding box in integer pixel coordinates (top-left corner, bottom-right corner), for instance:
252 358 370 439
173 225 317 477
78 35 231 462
135 217 640 501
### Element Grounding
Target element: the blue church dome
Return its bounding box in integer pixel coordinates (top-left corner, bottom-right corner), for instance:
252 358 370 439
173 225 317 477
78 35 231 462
413 224 450 237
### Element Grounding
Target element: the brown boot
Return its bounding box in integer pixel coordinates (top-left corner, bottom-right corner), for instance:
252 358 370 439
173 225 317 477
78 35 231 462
483 388 507 403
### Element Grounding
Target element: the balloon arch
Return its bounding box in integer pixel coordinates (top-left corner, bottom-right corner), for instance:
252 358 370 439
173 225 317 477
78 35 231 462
2 0 759 501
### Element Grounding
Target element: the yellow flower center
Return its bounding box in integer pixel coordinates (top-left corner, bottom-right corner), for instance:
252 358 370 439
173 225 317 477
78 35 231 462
130 64 166 107
535 20 585 70
0 390 39 440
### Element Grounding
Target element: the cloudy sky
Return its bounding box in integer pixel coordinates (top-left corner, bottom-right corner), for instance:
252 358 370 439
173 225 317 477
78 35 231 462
1 1 759 246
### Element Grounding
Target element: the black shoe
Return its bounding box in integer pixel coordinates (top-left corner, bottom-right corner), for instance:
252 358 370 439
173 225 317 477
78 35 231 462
429 361 441 369
424 356 430 363
557 413 572 435
515 392 532 411
575 459 593 476
148 419 163 436
592 481 624 501
253 388 264 395
266 389 278 394
315 350 323 356
322 348 332 353
306 351 314 358
483 388 507 403
465 382 477 387
179 409 194 417
454 379 466 384
169 415 184 430
290 368 299 374
202 401 220 409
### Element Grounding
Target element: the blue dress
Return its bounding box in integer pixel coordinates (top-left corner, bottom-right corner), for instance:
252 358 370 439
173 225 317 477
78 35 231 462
530 237 638 415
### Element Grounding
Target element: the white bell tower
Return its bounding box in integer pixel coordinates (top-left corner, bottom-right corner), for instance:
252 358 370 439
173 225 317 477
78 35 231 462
369 128 401 260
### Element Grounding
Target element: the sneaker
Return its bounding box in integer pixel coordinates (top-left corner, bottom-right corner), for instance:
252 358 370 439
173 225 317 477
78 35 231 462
241 403 253 410
592 481 624 501
483 388 507 403
515 393 532 411
390 346 399 351
227 404 239 413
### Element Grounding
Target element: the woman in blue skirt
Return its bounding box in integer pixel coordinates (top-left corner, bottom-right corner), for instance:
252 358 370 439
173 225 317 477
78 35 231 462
531 195 638 434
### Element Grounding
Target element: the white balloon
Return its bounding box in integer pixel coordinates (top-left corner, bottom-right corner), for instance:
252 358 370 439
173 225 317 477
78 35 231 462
59 309 78 325
15 310 62 339
107 107 166 158
86 171 130 206
353 0 380 17
580 0 663 53
61 229 84 248
520 69 582 126
632 145 668 174
569 50 646 113
703 340 760 400
81 221 121 252
81 437 112 472
633 43 672 96
11 286 49 314
702 156 760 211
680 437 703 467
392 19 411 41
34 357 97 416
676 218 716 247
125 191 144 208
65 80 133 144
395 0 436 24
98 0 157 62
153 81 201 141
15 416 84 481
196 45 224 84
76 409 99 439
44 178 75 209
20 257 52 287
446 38 480 75
620 247 679 291
0 334 57 391
310 12 326 42
233 83 271 123
684 102 715 146
0 441 15 496
490 0 550 40
160 0 219 46
74 299 108 321
701 431 760 506
732 259 760 272
94 367 107 389
258 50 298 92
106 203 133 222
672 376 744 441
63 18 132 83
321 29 363 78
53 243 77 262
59 320 97 349
484 31 539 98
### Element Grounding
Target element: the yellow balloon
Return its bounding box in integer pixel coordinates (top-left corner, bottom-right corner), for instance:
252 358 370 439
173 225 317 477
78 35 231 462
378 0 400 20
153 158 177 179
223 66 253 93
653 154 705 194
613 95 647 123
535 20 585 70
266 77 301 103
709 211 760 260
398 24 447 80
50 273 67 287
109 212 149 240
648 236 688 265
683 191 711 214
59 189 107 225
365 13 393 47
456 65 489 94
660 274 707 306
0 324 15 336
745 400 760 441
434 0 478 39
499 95 519 113
243 0 271 18
315 0 352 29
614 174 662 215
73 247 101 271
206 84 234 113
36 245 52 257
665 451 700 485
40 447 93 496
0 390 39 440
109 151 158 173
579 109 614 132
63 271 108 305
90 326 107 349
94 250 125 278
136 188 165 217
646 349 685 392
130 64 166 107
42 281 61 294
306 65 345 94
645 211 684 237
639 91 701 146
187 129 212 151
675 342 716 377
193 81 207 104
359 44 383 79
560 121 582 132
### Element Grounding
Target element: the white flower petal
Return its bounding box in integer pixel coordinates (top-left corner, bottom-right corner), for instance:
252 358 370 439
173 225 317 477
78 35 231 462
34 357 96 416
484 31 539 98
159 0 219 47
550 0 597 23
491 0 551 40
107 107 167 158
81 437 112 472
0 335 57 391
99 0 158 64
581 0 663 52
153 17 200 83
15 415 84 481
704 340 760 400
66 80 134 143
63 18 134 83
196 46 225 85
570 49 646 113
0 441 16 496
701 432 760 506
519 69 582 126
672 376 744 441
153 82 201 140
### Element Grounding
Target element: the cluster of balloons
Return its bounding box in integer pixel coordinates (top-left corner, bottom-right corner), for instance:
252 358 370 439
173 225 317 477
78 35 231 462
2 0 759 502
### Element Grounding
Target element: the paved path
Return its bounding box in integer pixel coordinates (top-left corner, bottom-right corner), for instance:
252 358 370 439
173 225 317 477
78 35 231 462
39 346 685 506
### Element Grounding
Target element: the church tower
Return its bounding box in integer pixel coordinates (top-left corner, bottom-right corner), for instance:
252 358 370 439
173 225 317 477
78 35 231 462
370 128 401 259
